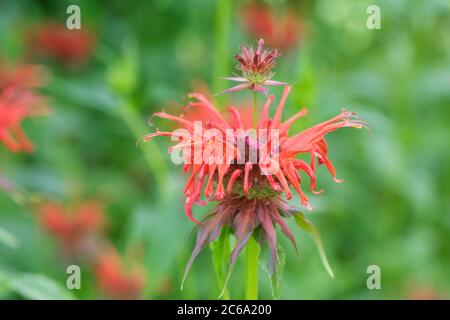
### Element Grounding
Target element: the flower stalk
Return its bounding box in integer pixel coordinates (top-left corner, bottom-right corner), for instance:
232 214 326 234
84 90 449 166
245 235 260 300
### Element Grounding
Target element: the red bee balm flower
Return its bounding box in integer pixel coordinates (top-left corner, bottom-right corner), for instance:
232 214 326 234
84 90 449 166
37 201 104 257
144 85 366 281
0 63 46 89
95 250 146 300
240 3 304 52
218 39 286 95
0 62 49 153
0 87 48 153
28 23 95 65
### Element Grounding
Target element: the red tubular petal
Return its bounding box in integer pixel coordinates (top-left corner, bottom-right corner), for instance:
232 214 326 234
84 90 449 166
12 126 34 152
226 169 242 194
282 161 310 208
270 85 292 130
183 164 202 194
279 107 308 136
281 109 361 152
241 46 251 61
275 169 292 200
257 94 275 130
204 164 217 197
228 107 244 129
215 164 229 199
256 38 264 54
0 131 20 152
243 162 253 195
153 112 194 130
188 93 229 127
140 130 188 143
293 159 323 194
188 173 207 217
317 151 344 183
264 174 282 192
184 199 201 224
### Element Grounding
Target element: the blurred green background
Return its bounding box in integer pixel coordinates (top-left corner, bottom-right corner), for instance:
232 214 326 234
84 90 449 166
0 0 449 299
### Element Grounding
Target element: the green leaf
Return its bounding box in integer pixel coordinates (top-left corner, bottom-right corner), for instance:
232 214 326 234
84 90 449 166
0 227 19 249
106 40 139 97
294 212 334 278
210 226 231 299
0 272 11 296
9 273 76 300
260 245 286 299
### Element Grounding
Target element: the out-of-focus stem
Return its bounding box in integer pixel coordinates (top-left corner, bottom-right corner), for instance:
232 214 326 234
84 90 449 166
213 0 231 108
118 98 169 203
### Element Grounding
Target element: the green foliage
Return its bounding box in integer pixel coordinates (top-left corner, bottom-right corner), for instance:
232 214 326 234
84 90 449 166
210 226 231 299
0 272 75 300
0 0 449 300
294 212 334 278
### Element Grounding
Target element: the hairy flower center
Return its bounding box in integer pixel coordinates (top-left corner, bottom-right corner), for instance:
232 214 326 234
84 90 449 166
243 71 273 84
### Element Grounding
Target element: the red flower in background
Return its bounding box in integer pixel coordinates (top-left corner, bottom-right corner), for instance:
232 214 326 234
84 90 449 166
144 85 365 280
240 3 304 52
408 283 447 300
28 23 95 65
36 200 146 299
95 250 146 300
0 62 49 153
0 63 47 89
0 87 48 153
37 200 104 257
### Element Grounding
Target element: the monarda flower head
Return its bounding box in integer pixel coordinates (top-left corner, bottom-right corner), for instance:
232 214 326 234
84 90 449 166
218 39 286 95
143 85 366 289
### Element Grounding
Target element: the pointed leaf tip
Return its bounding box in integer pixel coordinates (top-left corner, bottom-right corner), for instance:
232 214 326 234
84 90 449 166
293 212 334 278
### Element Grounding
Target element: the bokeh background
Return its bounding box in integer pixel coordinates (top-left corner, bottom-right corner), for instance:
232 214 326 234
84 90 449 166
0 0 449 299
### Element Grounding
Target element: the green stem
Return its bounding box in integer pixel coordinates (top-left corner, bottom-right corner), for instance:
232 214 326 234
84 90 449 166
253 91 258 129
213 0 231 109
245 235 260 300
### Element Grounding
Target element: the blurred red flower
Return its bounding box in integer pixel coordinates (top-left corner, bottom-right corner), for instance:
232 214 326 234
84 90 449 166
28 23 95 65
240 3 304 52
408 284 447 300
0 87 48 153
37 200 105 257
0 61 49 153
94 250 146 300
0 63 47 89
